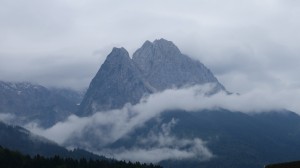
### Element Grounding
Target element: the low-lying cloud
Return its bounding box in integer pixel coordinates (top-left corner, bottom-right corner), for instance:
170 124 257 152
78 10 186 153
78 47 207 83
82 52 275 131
0 113 16 124
100 119 213 163
26 84 300 163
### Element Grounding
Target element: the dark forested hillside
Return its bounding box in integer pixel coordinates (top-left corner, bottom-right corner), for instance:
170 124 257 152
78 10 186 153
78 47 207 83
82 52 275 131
0 121 104 160
105 109 300 168
0 146 162 168
265 161 300 168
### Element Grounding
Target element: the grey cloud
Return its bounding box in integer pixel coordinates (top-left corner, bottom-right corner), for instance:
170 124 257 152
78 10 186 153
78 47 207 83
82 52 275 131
0 51 107 90
107 140 212 163
28 84 300 143
101 119 213 163
1 0 300 92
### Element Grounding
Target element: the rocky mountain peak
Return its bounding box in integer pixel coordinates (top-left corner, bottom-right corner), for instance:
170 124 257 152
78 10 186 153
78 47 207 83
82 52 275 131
132 39 181 65
152 38 181 55
104 47 130 65
132 39 225 91
77 47 153 116
78 39 226 116
110 47 128 57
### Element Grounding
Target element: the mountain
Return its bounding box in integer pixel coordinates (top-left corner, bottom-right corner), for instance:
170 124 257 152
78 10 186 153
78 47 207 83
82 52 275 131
78 39 224 116
132 39 225 91
78 48 154 116
105 109 300 168
74 39 300 168
0 121 103 160
0 121 164 167
0 81 83 127
3 39 300 168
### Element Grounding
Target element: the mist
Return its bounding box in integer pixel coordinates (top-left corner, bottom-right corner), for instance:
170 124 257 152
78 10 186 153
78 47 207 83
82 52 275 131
1 0 300 166
0 113 16 124
25 83 300 162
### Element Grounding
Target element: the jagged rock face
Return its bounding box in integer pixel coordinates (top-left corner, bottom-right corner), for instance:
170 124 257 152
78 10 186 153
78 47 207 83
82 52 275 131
132 39 225 91
78 39 226 116
78 48 154 116
0 81 82 127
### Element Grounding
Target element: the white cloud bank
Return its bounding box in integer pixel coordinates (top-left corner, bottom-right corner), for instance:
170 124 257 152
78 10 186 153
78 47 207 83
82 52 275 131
26 84 300 163
100 119 213 163
0 113 16 124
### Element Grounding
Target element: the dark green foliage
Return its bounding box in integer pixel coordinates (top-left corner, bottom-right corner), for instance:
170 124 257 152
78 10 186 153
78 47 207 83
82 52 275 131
0 146 162 168
265 161 300 168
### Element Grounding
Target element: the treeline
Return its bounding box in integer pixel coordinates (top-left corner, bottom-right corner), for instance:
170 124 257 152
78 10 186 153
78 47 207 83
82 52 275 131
265 161 300 168
0 146 162 168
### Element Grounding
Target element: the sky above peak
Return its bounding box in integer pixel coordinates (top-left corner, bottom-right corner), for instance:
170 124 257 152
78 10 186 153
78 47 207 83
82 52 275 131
0 0 300 93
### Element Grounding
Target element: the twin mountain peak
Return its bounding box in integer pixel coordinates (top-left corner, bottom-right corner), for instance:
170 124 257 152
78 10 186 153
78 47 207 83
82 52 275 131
77 39 225 116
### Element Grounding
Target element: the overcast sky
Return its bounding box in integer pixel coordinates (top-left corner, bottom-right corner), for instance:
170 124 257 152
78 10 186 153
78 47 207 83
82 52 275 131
1 0 300 93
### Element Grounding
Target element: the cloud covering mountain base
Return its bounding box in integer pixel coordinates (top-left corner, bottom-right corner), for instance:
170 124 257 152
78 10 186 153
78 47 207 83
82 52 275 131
24 84 300 163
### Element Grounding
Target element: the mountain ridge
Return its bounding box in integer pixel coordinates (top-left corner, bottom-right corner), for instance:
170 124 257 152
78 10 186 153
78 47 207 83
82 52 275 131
1 39 300 168
133 38 225 91
0 81 83 127
78 47 154 116
77 39 225 116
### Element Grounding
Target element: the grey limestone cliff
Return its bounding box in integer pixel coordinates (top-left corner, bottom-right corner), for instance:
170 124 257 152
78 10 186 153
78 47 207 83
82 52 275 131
78 39 226 116
77 47 154 116
132 39 225 91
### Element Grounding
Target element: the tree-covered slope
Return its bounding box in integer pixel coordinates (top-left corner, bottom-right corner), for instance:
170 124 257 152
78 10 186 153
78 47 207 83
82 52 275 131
107 109 300 168
0 146 162 168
